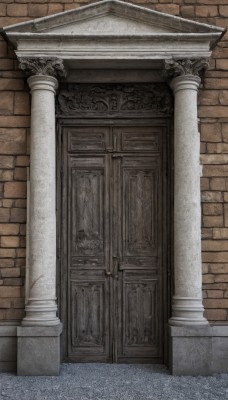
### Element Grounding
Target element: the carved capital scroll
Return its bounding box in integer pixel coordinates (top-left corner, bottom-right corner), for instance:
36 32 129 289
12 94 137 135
18 57 67 78
163 58 209 80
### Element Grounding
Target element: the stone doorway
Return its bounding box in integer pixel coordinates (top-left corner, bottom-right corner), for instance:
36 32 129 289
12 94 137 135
57 83 172 363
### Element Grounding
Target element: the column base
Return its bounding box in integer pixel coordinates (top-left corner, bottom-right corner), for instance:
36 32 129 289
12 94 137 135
21 299 60 326
169 325 212 376
17 324 62 376
169 296 208 326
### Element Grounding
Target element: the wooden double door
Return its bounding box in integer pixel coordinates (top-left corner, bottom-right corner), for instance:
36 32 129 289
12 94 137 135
60 123 168 363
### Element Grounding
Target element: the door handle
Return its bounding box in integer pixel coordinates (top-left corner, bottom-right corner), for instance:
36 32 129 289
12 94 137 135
105 271 112 276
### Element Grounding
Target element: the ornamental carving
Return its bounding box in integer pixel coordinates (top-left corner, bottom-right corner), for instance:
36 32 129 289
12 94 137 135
57 83 172 116
18 57 67 78
163 58 209 79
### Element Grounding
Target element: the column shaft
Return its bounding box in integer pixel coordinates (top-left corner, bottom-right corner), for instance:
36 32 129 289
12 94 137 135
170 75 207 325
22 75 59 326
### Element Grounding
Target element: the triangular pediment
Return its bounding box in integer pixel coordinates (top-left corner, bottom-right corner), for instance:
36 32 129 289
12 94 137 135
3 0 224 36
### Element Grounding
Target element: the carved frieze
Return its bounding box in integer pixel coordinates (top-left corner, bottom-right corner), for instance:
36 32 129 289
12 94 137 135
57 83 173 116
18 57 67 78
163 58 209 79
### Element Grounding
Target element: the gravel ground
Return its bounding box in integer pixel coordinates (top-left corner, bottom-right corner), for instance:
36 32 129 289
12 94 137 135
0 364 227 400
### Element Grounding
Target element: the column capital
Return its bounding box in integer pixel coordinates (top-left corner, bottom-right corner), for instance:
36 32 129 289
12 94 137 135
163 58 209 81
18 57 67 79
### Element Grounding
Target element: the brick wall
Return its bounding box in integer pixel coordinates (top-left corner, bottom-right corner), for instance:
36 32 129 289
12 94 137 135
0 0 227 324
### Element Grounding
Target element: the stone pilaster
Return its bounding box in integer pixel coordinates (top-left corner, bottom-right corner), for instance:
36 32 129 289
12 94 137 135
164 58 209 326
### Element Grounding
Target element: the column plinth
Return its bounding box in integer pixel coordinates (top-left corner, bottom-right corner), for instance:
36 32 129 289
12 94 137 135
22 74 59 326
169 71 208 326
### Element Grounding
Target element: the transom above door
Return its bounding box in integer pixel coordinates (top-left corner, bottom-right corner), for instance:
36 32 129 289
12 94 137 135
60 122 169 363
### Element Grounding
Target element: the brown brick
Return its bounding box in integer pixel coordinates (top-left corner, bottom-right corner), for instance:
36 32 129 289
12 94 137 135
204 78 228 89
0 286 20 297
0 299 11 309
204 309 227 321
1 236 20 248
216 59 228 70
7 4 28 17
20 224 26 235
155 4 179 15
14 92 30 115
219 90 228 105
215 274 228 282
203 241 228 251
48 3 64 15
3 278 23 286
203 165 228 177
208 143 228 153
0 209 10 223
196 5 218 16
199 106 228 118
225 204 228 227
199 90 219 105
203 252 228 262
202 228 213 239
207 290 223 298
10 208 26 223
0 170 13 182
29 4 48 17
210 264 228 274
201 123 221 142
14 167 27 181
0 249 16 258
16 248 26 258
219 5 228 16
210 178 226 190
202 274 215 284
12 298 25 309
4 182 26 199
0 116 30 128
2 200 13 208
0 5 6 17
0 129 26 155
0 79 24 91
0 156 14 169
204 299 228 308
200 142 206 153
0 259 14 268
203 283 228 290
14 199 26 208
0 224 19 236
224 192 228 202
180 5 195 17
5 309 25 320
0 92 14 115
213 228 228 239
201 191 223 202
0 268 20 278
202 264 209 274
15 156 29 167
202 203 223 216
201 178 210 190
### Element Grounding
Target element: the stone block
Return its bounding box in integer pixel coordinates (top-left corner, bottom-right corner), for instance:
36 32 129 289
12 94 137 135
1 236 20 248
17 325 62 376
14 92 30 115
205 309 227 321
169 326 212 376
0 224 20 236
202 240 228 251
211 325 228 373
203 215 223 227
0 326 17 372
210 178 226 190
203 252 228 262
0 128 26 155
201 191 223 202
7 4 28 17
213 228 228 239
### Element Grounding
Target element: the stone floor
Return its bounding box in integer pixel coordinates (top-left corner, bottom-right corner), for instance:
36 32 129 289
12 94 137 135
0 364 227 400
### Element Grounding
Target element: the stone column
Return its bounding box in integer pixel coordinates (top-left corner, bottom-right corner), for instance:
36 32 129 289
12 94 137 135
17 58 66 375
164 58 209 326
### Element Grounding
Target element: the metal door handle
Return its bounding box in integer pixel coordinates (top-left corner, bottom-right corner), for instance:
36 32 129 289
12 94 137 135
105 271 112 276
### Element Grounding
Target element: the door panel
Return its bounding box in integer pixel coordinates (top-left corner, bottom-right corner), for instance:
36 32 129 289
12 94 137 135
68 155 110 362
113 152 162 362
63 125 165 363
